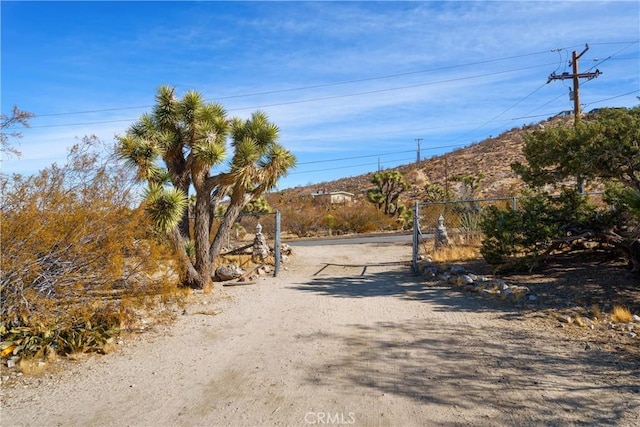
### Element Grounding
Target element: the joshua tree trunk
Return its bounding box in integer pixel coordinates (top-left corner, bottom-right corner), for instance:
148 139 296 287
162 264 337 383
167 227 203 288
193 191 213 289
209 195 246 263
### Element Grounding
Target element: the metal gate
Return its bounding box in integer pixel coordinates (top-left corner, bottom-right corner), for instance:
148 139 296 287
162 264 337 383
411 198 516 272
411 192 606 272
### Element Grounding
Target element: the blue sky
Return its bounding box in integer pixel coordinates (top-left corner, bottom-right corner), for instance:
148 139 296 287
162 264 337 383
2 1 639 190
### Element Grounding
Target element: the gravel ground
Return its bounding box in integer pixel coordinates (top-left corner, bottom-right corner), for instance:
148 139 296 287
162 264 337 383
1 242 639 426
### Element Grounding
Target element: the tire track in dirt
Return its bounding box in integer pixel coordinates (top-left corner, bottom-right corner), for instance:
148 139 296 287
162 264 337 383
2 242 638 426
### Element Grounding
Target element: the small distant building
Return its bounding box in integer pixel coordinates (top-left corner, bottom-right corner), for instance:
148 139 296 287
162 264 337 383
310 190 355 205
551 110 574 119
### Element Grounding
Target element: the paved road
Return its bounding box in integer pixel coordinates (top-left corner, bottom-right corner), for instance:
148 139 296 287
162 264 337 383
286 231 413 246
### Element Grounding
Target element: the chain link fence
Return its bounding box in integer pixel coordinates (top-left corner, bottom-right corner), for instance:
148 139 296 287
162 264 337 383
411 192 608 272
411 197 514 272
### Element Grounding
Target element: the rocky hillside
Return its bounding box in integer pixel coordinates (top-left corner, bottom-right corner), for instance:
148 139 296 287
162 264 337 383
276 116 575 204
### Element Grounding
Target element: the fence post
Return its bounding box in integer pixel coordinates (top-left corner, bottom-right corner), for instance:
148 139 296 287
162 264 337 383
412 201 420 273
512 196 517 211
274 210 281 277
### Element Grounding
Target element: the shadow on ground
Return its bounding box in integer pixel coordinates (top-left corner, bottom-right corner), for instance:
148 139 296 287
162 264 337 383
293 261 517 316
299 317 640 426
291 259 640 425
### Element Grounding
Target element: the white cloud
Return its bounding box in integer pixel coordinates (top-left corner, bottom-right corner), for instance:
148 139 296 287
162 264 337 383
2 1 637 188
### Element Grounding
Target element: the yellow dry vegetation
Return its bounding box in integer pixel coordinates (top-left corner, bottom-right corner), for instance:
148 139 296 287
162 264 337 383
611 305 633 323
1 139 184 362
421 237 482 263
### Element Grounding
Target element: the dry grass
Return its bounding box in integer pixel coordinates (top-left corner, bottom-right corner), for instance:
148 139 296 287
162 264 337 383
590 304 603 320
218 253 255 269
422 240 482 263
431 246 481 262
611 305 632 323
17 348 58 375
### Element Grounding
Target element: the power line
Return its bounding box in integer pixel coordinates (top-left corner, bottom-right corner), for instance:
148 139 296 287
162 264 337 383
291 156 417 175
441 42 639 146
34 41 636 120
207 62 559 112
293 143 470 174
450 81 549 145
297 150 414 165
16 42 638 131
23 61 560 129
34 47 573 118
8 42 637 168
583 89 640 108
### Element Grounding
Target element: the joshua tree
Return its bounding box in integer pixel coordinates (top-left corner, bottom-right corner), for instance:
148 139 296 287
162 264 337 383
366 170 410 216
117 86 295 289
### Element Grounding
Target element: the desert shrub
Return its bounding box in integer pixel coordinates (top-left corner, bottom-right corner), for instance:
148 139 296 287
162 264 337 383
506 107 640 270
1 138 178 358
275 194 399 237
331 203 397 234
480 189 620 271
277 197 325 237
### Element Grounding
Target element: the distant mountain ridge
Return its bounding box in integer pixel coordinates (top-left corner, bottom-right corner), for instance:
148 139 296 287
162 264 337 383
276 115 577 203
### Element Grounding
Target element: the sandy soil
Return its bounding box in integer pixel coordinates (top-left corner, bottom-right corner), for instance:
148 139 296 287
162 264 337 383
2 241 639 426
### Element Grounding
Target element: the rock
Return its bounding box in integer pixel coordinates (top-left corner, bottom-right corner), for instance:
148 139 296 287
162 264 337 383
628 332 637 339
528 295 538 302
459 274 475 285
215 265 244 281
559 315 573 324
510 286 529 298
253 230 270 262
497 281 509 292
423 267 439 279
632 315 640 323
280 243 292 256
450 265 465 274
576 317 594 328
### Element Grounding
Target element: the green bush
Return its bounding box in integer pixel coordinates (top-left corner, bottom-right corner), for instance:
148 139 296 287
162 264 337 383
480 190 621 271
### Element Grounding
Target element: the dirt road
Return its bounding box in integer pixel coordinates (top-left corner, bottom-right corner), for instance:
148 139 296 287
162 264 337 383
2 242 638 426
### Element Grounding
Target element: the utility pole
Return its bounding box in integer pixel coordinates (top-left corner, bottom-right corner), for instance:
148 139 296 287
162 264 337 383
547 44 601 126
547 44 601 194
415 138 422 164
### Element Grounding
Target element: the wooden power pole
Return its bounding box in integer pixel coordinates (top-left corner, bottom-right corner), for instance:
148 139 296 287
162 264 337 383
547 44 602 125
